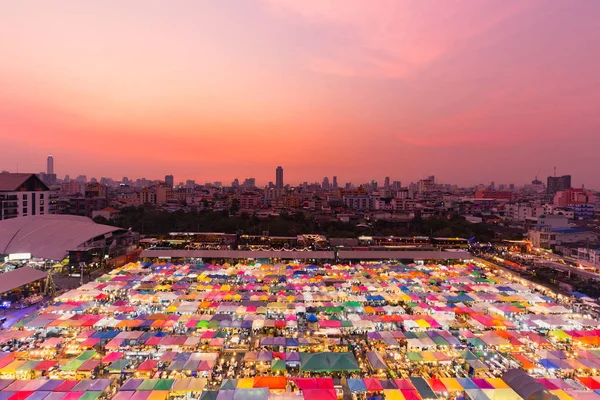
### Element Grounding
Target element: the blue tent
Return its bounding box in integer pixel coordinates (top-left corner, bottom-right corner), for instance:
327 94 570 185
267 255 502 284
539 359 560 370
348 379 367 392
306 314 318 323
455 378 479 389
573 292 591 299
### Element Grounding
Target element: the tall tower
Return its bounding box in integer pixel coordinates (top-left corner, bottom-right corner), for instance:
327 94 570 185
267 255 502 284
332 176 338 189
384 176 390 189
165 175 174 188
47 155 54 175
275 166 284 189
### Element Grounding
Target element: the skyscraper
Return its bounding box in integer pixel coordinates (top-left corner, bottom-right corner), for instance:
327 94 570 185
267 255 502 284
384 177 390 189
47 155 54 175
322 177 330 190
275 166 283 189
547 175 571 194
165 175 174 188
332 176 338 189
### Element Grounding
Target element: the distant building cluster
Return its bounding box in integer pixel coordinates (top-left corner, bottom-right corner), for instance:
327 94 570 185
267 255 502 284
2 159 600 258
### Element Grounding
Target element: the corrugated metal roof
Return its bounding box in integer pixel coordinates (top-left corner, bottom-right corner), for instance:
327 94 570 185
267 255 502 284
0 214 122 260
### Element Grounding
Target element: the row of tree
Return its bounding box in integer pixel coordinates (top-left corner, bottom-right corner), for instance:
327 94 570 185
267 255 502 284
93 205 518 242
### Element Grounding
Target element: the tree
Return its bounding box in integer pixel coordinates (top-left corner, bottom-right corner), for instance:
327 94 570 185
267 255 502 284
229 199 240 214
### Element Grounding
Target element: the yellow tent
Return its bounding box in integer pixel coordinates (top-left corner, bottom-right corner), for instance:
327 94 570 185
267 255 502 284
237 378 254 388
551 390 574 400
383 390 405 400
439 378 464 392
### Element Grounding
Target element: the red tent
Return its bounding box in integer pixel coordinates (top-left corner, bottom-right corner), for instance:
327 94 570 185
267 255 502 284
363 378 383 392
401 389 423 400
54 381 79 392
137 359 158 371
33 360 59 371
427 378 447 392
576 376 600 390
302 389 337 400
8 392 34 400
394 380 417 390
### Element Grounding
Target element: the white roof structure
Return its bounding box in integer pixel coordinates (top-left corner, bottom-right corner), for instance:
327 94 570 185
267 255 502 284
0 214 122 261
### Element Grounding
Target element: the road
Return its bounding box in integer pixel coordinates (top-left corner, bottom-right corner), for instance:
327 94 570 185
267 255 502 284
0 304 40 329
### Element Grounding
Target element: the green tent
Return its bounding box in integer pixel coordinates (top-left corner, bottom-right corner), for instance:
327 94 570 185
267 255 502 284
79 392 101 400
432 336 449 346
208 320 220 329
341 321 353 328
271 359 286 371
407 352 423 362
467 338 486 348
220 379 238 390
61 359 86 371
77 350 98 361
108 359 129 371
154 379 174 391
300 352 359 372
330 353 360 372
196 320 209 329
200 392 219 400
459 350 478 360
17 360 41 371
137 379 159 391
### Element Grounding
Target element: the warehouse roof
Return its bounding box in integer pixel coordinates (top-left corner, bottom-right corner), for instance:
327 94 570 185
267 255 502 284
0 215 122 261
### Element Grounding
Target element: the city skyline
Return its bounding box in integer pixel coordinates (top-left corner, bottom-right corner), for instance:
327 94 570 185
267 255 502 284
1 155 588 190
1 1 600 186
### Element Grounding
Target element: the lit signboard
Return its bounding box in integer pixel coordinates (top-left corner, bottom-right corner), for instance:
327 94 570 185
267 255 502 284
8 253 32 261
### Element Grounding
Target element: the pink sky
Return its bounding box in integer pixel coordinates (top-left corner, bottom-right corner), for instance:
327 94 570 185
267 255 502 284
1 1 599 187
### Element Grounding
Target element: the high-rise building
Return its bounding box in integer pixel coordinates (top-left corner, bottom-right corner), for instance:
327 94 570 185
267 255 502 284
332 176 338 189
322 177 330 190
165 175 174 188
547 175 571 195
47 155 54 175
275 166 284 189
243 178 256 188
384 177 390 189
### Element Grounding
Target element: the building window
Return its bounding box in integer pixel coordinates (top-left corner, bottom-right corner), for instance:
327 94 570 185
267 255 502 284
40 207 44 213
22 194 28 200
40 194 44 199
23 208 27 214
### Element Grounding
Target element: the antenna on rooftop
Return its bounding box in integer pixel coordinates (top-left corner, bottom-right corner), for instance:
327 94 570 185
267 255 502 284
554 166 556 177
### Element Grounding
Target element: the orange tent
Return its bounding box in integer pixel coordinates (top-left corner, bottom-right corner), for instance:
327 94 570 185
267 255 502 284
253 376 287 390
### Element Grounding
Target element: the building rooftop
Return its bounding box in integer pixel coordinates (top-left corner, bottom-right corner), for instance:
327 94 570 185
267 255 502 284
0 214 123 261
0 267 47 295
551 228 588 234
0 173 49 192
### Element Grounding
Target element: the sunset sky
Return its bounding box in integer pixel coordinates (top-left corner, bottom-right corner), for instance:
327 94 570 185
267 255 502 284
1 1 599 187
